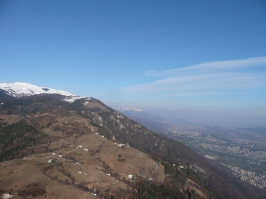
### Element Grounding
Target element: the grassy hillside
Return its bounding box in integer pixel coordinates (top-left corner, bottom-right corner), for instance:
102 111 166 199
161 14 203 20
0 95 264 198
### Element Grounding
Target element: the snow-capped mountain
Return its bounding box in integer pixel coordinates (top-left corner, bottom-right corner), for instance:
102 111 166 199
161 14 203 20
0 82 88 103
117 107 144 112
117 107 169 123
0 82 73 97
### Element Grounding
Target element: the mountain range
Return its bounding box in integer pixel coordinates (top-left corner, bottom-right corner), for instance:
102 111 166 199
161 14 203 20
0 83 264 199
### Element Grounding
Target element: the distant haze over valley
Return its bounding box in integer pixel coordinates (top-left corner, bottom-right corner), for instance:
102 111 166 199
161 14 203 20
116 106 266 128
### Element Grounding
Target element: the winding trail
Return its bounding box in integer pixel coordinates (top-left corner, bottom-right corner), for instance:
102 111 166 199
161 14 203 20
64 146 80 154
63 141 118 155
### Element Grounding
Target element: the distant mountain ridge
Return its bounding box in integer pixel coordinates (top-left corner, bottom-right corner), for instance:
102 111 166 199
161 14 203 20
117 107 144 112
117 107 169 123
116 107 194 134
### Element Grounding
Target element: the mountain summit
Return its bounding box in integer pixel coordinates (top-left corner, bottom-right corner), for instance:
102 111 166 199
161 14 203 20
0 82 73 97
0 82 89 103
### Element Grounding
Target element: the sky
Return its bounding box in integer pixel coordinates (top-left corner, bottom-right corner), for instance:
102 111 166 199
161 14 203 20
1 0 266 126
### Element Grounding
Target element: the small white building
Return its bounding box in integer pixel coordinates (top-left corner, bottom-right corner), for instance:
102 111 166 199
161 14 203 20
1 193 13 199
118 144 126 148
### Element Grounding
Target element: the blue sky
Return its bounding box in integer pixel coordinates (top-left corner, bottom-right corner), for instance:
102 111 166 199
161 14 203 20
1 0 266 126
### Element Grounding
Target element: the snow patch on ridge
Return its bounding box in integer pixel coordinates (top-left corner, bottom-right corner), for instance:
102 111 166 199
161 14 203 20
63 96 92 103
63 96 84 103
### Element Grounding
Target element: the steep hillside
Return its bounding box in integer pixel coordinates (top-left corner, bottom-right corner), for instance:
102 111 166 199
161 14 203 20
0 92 264 198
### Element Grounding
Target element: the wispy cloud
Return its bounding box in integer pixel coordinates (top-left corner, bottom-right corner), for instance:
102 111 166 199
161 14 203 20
122 56 266 93
163 92 232 97
144 56 266 77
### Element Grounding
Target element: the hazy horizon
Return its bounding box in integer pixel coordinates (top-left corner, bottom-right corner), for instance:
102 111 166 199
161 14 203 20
109 104 266 128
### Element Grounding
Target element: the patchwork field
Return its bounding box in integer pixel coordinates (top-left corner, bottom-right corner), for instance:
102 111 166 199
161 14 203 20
0 133 164 199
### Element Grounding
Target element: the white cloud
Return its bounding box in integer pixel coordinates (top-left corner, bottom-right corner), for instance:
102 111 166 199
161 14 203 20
122 57 266 93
